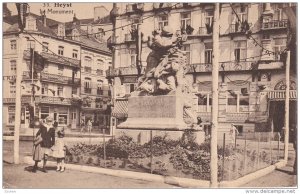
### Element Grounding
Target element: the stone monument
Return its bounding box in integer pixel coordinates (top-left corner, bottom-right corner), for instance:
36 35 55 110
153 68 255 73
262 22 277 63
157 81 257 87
117 26 204 143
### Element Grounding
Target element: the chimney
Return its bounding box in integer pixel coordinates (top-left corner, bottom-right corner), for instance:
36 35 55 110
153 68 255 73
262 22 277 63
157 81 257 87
40 9 46 27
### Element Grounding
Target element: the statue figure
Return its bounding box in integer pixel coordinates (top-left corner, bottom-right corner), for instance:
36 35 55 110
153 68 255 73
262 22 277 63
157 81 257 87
137 26 187 95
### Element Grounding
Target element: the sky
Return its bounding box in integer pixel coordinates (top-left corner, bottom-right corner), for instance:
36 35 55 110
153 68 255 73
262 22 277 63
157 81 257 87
6 3 113 22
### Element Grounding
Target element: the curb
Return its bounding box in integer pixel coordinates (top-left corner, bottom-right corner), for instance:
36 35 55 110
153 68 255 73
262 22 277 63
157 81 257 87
23 156 285 188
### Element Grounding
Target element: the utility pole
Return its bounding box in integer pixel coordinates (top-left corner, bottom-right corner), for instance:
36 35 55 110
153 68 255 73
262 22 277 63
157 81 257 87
284 51 290 161
14 34 23 164
136 23 142 77
210 3 220 188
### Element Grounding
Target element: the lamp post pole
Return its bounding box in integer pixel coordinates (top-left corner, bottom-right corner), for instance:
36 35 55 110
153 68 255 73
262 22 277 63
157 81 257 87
210 3 220 188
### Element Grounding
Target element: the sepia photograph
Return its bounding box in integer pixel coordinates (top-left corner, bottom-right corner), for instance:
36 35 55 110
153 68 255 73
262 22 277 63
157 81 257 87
2 1 298 192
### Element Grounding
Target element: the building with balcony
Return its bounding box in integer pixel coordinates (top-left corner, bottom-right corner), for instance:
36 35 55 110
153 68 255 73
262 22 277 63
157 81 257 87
3 6 112 131
107 3 297 135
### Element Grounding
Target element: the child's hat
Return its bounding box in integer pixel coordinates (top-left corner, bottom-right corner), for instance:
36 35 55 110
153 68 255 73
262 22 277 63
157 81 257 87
57 129 65 136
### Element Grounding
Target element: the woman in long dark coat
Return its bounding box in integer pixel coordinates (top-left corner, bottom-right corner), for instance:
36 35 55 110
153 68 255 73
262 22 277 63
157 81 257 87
32 116 55 173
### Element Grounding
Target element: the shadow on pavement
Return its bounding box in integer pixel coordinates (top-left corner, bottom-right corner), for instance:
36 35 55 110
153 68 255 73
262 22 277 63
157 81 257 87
276 168 294 175
24 165 58 172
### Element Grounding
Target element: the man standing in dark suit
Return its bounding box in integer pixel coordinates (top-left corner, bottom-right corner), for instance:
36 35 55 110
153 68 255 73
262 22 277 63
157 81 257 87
32 116 55 173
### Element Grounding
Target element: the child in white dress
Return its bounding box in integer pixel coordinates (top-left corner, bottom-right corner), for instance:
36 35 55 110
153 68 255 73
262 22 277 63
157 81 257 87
51 129 67 172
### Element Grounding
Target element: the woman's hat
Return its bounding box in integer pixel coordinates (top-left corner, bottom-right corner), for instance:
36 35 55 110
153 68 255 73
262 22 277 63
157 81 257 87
45 116 53 122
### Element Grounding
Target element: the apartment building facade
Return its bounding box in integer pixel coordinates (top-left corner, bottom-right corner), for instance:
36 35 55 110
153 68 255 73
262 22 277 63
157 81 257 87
3 8 112 130
107 3 297 134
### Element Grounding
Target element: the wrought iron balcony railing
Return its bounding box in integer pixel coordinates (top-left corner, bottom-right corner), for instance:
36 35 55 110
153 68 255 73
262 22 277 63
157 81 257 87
23 50 80 68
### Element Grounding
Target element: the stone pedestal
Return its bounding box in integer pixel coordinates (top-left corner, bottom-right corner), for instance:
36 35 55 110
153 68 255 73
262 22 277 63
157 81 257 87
118 94 191 130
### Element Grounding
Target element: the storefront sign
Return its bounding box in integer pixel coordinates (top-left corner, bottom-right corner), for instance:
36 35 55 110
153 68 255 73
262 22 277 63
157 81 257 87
122 76 137 83
3 76 16 81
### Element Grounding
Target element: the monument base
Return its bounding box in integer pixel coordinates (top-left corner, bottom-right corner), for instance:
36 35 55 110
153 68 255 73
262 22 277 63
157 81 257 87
117 94 195 130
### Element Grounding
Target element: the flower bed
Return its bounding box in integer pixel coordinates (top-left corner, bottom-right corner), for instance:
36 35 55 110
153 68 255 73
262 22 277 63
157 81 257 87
64 133 273 181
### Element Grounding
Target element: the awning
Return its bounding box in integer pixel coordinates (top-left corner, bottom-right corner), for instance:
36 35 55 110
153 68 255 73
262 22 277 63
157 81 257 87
268 90 297 101
111 99 128 118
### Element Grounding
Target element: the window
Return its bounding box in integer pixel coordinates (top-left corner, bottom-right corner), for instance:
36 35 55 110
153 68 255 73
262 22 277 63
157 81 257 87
26 40 35 50
42 42 48 52
158 15 168 30
272 3 288 21
27 18 36 30
10 82 16 97
43 64 48 73
96 28 105 40
71 112 76 120
10 40 17 51
58 65 64 75
8 106 15 124
204 42 212 64
273 38 286 60
125 83 136 94
182 45 191 65
198 94 212 112
10 60 16 74
181 12 191 30
40 106 50 119
72 87 77 95
57 86 64 97
84 56 92 66
233 5 248 23
97 69 103 75
72 49 78 59
72 29 79 41
84 78 91 88
41 84 48 95
227 92 249 113
234 41 247 62
97 80 103 95
58 46 64 56
84 67 92 73
58 24 65 37
205 10 214 26
58 113 68 125
130 49 136 66
84 56 92 72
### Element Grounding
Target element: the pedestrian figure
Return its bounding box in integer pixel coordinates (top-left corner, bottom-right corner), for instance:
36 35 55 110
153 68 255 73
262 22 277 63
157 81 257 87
80 119 85 133
87 119 92 133
230 123 239 144
51 128 67 172
32 116 55 173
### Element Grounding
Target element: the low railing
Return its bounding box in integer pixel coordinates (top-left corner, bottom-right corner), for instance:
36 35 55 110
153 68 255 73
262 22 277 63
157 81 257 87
41 72 80 85
37 96 71 105
84 88 92 94
261 19 288 30
23 50 80 68
198 27 212 36
106 66 146 77
229 23 252 33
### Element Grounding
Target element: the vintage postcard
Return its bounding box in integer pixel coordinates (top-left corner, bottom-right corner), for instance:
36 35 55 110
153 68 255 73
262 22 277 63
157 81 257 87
2 2 298 192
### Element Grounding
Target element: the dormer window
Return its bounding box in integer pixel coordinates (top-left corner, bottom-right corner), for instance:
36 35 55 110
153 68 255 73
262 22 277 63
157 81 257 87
58 24 65 37
72 29 80 41
26 16 37 31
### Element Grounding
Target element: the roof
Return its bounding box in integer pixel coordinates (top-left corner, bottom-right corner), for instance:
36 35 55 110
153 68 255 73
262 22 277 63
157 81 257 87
3 13 111 54
78 28 111 53
91 15 112 25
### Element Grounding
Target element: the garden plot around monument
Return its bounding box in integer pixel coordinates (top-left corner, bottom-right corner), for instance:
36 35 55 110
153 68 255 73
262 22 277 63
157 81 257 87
63 131 283 181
